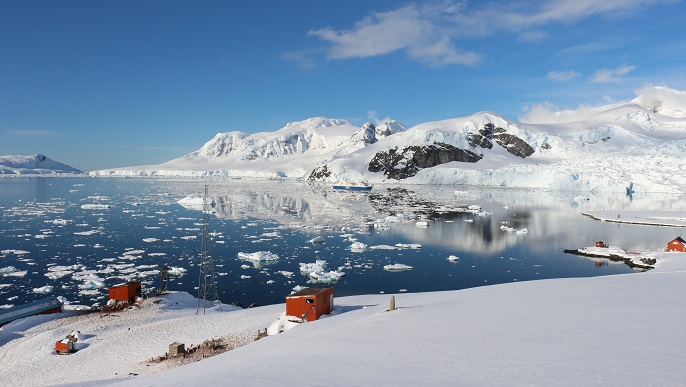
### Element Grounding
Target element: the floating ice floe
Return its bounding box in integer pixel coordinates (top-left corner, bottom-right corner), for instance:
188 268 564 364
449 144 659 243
123 249 145 256
47 219 72 225
349 242 367 252
395 243 422 249
277 271 295 278
142 238 159 243
384 264 414 271
32 285 54 294
45 264 83 280
447 255 460 262
0 266 27 277
74 230 99 236
168 267 187 276
370 245 398 250
291 285 308 293
238 251 280 262
307 235 326 244
1 249 30 256
573 195 590 202
81 204 114 210
78 280 105 290
240 275 252 279
416 221 429 227
299 260 345 283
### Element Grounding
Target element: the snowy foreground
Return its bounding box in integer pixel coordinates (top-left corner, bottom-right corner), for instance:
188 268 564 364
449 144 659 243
2 253 686 386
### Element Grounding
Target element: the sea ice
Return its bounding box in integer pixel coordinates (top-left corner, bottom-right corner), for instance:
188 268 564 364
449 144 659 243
349 242 367 252
0 266 27 277
384 264 414 271
299 260 345 283
32 285 54 294
395 243 422 249
81 204 114 209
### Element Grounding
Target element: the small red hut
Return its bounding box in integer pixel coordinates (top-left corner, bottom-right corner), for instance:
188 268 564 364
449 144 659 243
596 241 607 248
667 236 686 252
108 281 142 304
286 287 334 322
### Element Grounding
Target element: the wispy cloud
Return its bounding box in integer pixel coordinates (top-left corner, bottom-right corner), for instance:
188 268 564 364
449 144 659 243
547 70 582 82
591 65 637 83
307 4 480 67
117 145 193 152
304 0 675 67
13 130 60 136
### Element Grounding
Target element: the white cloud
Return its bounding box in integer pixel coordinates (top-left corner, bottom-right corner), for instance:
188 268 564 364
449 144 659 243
547 70 582 82
305 0 675 67
520 100 627 124
308 4 480 67
591 65 637 83
367 110 393 126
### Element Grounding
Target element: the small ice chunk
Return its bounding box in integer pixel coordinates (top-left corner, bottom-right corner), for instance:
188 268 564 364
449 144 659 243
33 285 54 294
384 264 413 271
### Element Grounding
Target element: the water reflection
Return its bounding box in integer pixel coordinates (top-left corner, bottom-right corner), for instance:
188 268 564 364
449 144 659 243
1 177 684 308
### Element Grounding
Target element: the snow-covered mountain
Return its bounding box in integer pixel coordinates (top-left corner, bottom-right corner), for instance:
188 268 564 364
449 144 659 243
90 87 686 194
0 154 82 175
91 117 409 179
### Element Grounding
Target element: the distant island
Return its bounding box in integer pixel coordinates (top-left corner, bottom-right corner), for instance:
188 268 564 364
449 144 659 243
0 154 82 175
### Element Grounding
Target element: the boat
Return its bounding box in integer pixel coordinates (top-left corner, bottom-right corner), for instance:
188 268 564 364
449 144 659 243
332 181 373 192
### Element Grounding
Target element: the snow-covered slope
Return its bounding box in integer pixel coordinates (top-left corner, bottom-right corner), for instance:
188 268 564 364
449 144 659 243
90 87 686 194
3 250 686 386
0 154 82 175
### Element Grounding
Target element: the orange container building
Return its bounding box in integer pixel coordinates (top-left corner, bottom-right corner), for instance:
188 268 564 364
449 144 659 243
286 287 334 322
108 281 142 304
667 236 686 252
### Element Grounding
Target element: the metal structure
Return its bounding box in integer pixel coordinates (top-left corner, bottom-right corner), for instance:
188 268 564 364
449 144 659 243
196 184 221 314
159 264 169 294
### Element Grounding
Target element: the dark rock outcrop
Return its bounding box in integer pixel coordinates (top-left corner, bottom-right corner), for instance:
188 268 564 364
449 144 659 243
494 133 535 158
307 165 332 181
468 123 534 158
368 143 482 180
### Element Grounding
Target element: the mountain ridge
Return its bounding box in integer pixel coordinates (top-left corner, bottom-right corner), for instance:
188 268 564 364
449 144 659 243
89 87 686 194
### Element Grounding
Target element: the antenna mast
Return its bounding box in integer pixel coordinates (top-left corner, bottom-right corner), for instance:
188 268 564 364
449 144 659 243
196 184 221 314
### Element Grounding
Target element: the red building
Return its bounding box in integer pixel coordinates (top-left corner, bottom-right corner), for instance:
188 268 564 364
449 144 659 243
108 281 142 304
286 287 334 322
667 236 686 252
596 241 607 248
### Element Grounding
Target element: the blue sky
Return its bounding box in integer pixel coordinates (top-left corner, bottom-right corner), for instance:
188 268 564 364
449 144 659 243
1 0 685 171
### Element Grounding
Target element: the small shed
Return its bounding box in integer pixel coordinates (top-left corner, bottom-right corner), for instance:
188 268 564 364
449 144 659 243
286 287 334 322
108 281 142 304
596 241 607 248
169 342 185 356
667 236 686 252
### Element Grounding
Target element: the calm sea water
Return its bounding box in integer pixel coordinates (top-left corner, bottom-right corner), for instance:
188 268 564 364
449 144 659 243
1 176 683 309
